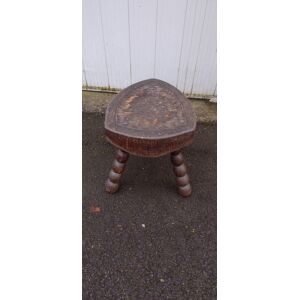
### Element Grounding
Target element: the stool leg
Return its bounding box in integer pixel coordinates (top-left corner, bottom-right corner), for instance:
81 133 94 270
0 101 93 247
171 150 192 197
105 149 129 193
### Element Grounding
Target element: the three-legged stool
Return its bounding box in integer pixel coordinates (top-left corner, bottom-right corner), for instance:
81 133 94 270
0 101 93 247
104 79 196 197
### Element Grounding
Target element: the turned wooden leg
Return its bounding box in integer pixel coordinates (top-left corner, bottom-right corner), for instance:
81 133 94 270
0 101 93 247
171 150 192 197
105 149 129 193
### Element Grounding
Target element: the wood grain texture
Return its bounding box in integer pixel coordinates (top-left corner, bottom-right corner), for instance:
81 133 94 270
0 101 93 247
105 79 196 157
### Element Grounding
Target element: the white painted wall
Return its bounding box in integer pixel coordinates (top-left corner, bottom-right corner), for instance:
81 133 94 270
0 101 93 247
83 0 216 96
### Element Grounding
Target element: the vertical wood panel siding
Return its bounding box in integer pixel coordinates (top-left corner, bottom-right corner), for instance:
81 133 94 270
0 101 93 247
82 0 217 96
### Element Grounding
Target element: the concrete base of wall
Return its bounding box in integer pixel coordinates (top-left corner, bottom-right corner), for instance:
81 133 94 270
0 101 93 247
83 91 217 123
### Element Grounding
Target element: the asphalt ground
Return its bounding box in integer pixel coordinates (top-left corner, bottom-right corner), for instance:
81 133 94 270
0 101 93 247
83 112 217 299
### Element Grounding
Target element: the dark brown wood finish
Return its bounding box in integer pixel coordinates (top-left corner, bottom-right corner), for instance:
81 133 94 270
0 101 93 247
171 150 192 197
105 79 196 157
105 149 129 193
104 78 196 197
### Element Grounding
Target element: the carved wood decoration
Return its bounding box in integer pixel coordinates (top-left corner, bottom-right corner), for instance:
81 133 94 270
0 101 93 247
104 79 196 197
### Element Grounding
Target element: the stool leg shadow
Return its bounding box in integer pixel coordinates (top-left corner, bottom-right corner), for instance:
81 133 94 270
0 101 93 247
105 149 129 193
171 150 192 197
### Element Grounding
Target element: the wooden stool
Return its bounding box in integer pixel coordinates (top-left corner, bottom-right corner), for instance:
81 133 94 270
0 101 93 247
104 79 196 197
